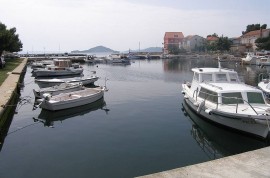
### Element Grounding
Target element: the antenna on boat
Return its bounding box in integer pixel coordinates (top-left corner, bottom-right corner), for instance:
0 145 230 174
218 55 221 71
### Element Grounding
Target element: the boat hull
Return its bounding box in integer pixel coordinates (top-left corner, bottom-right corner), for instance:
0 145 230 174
34 68 83 77
35 77 99 88
33 83 83 98
183 97 269 139
40 88 104 111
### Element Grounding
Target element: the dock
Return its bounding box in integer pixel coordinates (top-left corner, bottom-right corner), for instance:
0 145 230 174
0 58 27 117
138 146 270 178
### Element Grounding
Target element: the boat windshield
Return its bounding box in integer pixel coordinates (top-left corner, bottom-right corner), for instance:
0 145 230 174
198 87 218 103
229 73 239 82
221 92 244 104
201 74 212 82
193 73 199 81
216 74 227 82
247 92 265 104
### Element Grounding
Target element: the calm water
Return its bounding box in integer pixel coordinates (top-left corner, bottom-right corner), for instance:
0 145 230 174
0 57 270 178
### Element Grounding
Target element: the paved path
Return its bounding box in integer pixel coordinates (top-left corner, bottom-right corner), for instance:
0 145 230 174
138 146 270 178
0 58 27 116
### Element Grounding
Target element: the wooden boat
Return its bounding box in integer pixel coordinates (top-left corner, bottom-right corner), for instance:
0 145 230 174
33 82 84 98
182 61 270 139
35 76 99 88
40 87 105 111
35 98 107 127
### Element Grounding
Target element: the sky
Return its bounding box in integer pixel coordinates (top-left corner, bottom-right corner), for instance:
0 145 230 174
0 0 270 52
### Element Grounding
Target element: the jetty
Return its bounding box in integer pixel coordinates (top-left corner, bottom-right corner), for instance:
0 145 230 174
138 146 270 178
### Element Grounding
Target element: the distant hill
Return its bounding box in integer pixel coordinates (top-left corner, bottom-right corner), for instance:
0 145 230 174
127 47 163 53
71 46 118 53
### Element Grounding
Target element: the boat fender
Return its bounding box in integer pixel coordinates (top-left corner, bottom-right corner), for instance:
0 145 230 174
181 90 185 94
197 101 205 113
43 93 51 101
184 95 188 99
205 109 212 115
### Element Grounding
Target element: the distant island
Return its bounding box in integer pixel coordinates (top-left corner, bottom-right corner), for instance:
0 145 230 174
71 46 118 53
71 46 163 54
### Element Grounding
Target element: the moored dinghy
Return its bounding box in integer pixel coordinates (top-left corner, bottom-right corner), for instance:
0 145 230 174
33 82 84 98
40 87 106 111
35 76 99 88
182 59 270 139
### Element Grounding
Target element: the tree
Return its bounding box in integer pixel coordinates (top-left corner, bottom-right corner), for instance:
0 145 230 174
167 44 181 55
255 36 270 50
0 22 23 56
216 36 232 51
242 23 267 35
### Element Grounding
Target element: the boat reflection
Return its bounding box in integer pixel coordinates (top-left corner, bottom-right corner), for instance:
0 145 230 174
181 100 270 158
33 98 109 127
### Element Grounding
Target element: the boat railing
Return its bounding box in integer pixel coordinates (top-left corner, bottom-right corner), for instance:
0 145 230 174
194 90 259 115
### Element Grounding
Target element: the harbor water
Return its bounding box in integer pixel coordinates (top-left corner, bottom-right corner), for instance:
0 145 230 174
0 57 270 178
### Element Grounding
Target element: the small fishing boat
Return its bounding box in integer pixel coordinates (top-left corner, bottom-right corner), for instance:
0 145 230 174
182 61 270 139
40 87 106 111
33 59 83 77
35 76 99 88
33 82 84 98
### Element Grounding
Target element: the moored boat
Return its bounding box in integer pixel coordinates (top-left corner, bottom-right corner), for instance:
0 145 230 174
35 76 99 88
33 82 84 98
40 87 106 111
182 62 270 139
33 59 83 77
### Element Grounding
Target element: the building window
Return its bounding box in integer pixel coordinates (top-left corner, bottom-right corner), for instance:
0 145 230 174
174 35 178 38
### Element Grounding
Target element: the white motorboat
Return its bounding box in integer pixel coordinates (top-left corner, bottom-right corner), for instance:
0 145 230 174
40 87 106 111
182 62 270 139
241 53 262 65
33 59 83 77
33 82 84 98
256 56 270 66
258 73 270 100
35 76 99 88
31 60 54 69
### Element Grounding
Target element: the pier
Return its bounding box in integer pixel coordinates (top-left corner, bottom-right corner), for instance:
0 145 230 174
138 146 270 177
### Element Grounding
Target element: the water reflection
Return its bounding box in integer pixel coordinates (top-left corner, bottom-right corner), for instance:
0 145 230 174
33 98 109 127
181 100 269 158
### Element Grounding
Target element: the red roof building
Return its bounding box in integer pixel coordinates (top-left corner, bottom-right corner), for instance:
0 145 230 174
163 32 184 54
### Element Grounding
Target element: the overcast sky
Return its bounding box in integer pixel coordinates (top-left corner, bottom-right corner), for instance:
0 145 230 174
1 0 269 52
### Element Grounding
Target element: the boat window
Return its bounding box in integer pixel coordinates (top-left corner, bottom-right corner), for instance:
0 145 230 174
198 87 218 103
216 74 227 81
201 74 212 82
229 73 239 82
193 73 199 81
247 92 265 104
222 92 243 104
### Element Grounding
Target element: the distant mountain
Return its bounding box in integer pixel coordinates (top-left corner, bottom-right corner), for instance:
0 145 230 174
126 47 163 53
71 46 118 53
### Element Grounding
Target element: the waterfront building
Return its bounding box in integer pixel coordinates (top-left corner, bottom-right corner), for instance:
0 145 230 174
180 35 205 52
240 28 270 52
163 32 184 54
206 36 219 45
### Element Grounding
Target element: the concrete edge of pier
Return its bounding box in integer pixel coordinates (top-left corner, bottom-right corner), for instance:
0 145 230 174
138 146 270 178
0 58 28 118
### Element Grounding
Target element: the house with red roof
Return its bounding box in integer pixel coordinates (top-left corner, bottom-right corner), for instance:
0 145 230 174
163 32 184 54
241 29 270 52
206 36 219 45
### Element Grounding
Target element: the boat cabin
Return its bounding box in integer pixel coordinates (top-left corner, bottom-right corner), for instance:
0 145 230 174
198 83 266 106
190 67 266 106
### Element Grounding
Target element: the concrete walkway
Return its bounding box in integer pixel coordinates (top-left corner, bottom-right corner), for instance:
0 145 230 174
0 58 27 116
138 146 270 178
